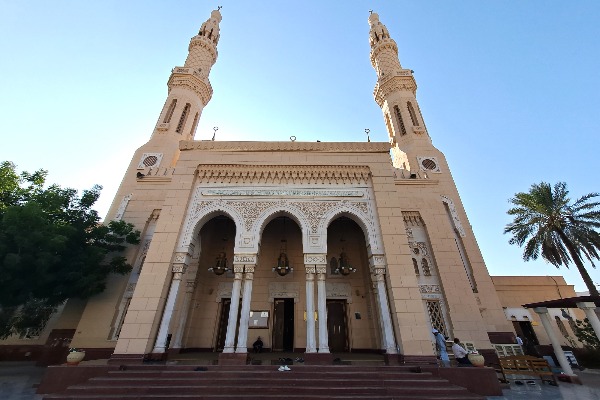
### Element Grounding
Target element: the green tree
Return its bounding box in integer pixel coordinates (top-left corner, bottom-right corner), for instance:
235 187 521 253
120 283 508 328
574 318 600 350
0 161 140 338
504 181 600 297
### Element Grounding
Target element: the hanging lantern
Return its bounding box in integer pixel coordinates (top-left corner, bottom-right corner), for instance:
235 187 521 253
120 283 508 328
273 251 293 276
208 251 229 275
335 251 357 276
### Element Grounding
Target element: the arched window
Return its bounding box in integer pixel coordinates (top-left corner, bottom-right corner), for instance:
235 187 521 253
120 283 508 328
176 103 191 133
412 258 419 275
407 101 419 126
555 316 569 338
422 258 431 276
163 99 177 123
394 105 407 136
189 112 199 138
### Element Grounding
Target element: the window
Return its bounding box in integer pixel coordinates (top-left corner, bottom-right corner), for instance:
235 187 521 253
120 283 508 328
407 101 419 126
394 105 407 136
422 258 431 276
426 300 447 337
412 258 419 275
189 112 199 138
176 103 191 133
163 99 177 123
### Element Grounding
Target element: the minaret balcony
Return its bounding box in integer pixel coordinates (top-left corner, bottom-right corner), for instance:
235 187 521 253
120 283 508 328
167 66 213 105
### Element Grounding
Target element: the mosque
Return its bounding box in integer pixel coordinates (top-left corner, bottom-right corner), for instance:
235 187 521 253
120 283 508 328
3 8 588 368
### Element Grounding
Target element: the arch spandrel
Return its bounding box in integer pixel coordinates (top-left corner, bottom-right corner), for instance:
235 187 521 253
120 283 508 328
251 203 310 254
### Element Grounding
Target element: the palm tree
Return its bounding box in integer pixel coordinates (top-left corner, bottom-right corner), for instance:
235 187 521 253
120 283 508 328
504 182 600 297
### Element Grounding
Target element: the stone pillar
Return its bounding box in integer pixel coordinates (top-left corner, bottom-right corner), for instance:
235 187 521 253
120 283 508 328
533 307 574 376
371 258 397 355
223 266 243 353
576 302 600 343
316 266 329 353
236 265 255 353
305 266 317 353
171 280 196 349
152 252 190 353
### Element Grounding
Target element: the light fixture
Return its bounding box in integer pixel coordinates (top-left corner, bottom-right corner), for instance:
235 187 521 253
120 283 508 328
272 217 293 276
208 234 230 276
335 251 357 276
561 308 573 320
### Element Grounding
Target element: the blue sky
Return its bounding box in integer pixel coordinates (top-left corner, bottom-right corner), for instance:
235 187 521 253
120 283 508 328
1 1 599 292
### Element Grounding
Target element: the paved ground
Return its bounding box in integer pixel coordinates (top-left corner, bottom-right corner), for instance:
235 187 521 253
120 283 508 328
1 361 600 400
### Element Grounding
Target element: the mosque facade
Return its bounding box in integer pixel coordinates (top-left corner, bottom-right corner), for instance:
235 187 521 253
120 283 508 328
12 9 520 364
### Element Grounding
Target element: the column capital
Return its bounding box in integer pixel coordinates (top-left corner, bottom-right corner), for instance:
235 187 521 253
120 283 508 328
305 266 317 274
171 264 187 280
576 302 598 311
533 307 549 314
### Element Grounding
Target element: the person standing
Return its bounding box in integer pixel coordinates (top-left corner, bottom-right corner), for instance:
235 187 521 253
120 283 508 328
433 329 450 367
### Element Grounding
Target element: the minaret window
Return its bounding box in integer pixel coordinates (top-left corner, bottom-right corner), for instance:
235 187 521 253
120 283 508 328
412 258 419 275
393 105 407 136
407 102 419 126
422 258 431 276
189 112 199 138
176 103 191 133
163 99 177 123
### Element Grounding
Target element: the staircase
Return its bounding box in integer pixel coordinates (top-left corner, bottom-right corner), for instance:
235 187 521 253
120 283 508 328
42 364 484 399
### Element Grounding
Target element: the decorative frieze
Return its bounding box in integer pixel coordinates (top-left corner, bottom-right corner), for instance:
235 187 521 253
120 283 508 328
326 282 352 302
419 284 441 294
268 282 299 303
304 254 327 265
182 141 390 153
233 254 258 264
203 189 364 198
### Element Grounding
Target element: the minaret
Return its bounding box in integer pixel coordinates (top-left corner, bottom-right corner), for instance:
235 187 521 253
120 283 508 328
368 12 434 173
154 8 222 143
104 9 222 222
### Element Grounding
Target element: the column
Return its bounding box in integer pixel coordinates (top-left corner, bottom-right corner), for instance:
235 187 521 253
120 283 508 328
576 302 600 343
373 266 398 354
534 307 574 375
223 266 243 353
153 263 187 353
171 280 196 349
305 266 317 353
236 265 255 353
316 266 329 353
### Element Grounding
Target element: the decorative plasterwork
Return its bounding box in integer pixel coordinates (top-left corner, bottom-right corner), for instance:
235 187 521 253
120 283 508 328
304 254 327 265
233 254 258 265
419 284 442 299
402 211 424 227
326 282 352 303
114 194 132 221
180 141 390 153
369 39 399 67
203 189 363 198
196 165 372 185
168 74 213 106
187 37 217 64
374 75 418 107
268 282 300 303
441 195 466 237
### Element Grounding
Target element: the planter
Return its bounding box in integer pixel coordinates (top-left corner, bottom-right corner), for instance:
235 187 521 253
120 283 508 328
66 351 85 366
468 353 485 367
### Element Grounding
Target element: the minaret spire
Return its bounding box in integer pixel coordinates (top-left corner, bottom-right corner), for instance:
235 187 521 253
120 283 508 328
152 8 222 142
369 12 432 172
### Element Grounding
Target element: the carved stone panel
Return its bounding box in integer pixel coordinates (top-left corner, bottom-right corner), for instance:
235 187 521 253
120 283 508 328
326 282 352 303
268 282 300 303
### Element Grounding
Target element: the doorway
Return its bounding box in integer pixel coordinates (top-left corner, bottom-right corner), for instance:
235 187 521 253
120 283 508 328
513 320 539 354
272 298 294 351
215 299 240 351
327 300 349 352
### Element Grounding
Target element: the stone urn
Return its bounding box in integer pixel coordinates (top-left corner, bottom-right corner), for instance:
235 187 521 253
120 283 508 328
467 353 485 367
66 350 85 366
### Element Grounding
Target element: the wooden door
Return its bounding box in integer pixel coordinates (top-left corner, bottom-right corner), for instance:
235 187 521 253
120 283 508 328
272 298 294 351
327 300 348 352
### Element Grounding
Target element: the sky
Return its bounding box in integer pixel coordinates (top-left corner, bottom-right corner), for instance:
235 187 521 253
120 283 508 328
1 1 599 292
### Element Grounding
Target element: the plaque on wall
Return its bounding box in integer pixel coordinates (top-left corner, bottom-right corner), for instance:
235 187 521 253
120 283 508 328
249 311 269 328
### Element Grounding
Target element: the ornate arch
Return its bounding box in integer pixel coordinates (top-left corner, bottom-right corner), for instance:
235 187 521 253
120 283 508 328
320 201 383 255
177 200 243 252
252 203 310 246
